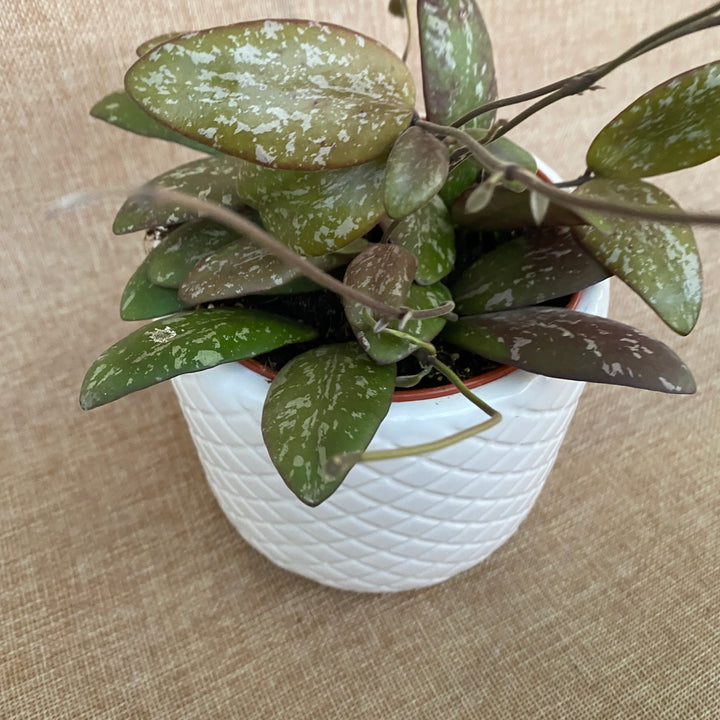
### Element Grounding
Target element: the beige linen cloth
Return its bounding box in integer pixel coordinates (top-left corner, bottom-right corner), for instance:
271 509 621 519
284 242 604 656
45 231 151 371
2 1 718 717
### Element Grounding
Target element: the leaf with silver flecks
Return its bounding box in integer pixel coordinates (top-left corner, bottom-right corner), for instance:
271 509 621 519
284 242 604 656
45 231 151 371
343 244 417 362
147 219 243 288
440 132 538 205
389 195 455 285
441 307 696 394
418 0 497 127
384 126 449 218
90 91 219 155
80 309 317 410
368 282 453 364
113 156 249 234
453 227 611 314
587 61 720 178
467 128 537 193
574 179 702 335
120 253 185 321
237 158 387 256
126 20 416 170
439 155 481 207
179 235 348 304
261 343 396 506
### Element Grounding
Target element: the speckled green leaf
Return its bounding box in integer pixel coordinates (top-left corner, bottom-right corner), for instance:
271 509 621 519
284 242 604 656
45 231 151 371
442 307 696 394
113 156 249 234
389 195 455 285
126 20 416 170
439 133 537 205
355 282 452 364
343 244 417 363
418 0 497 127
453 227 611 314
587 61 720 178
237 158 387 256
574 179 702 335
136 32 182 57
384 127 449 218
146 219 243 288
179 235 348 304
90 90 218 155
439 154 480 207
80 308 317 410
484 133 537 192
120 253 185 321
262 343 396 506
451 185 584 230
485 134 537 176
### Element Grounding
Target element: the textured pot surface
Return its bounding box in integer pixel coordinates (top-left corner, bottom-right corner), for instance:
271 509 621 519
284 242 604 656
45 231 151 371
172 280 610 592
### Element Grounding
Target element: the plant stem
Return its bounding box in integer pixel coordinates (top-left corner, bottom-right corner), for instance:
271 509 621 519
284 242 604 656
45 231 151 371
354 355 502 464
451 4 720 132
415 119 720 226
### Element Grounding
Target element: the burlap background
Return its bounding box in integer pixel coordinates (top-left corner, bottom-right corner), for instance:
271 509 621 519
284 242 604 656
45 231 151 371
2 1 718 717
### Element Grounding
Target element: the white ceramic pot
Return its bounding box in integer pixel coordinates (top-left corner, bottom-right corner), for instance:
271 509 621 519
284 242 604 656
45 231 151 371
172 279 610 592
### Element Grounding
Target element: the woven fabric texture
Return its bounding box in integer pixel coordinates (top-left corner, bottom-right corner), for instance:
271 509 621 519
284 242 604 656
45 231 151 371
2 1 718 718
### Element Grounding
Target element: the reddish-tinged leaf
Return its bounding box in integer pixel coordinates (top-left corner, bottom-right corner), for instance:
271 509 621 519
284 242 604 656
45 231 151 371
126 20 415 170
453 227 610 314
113 156 248 234
442 307 696 394
384 126 449 218
418 0 497 127
343 244 417 363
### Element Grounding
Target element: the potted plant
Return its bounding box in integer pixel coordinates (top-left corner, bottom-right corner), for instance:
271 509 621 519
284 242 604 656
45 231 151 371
79 0 720 591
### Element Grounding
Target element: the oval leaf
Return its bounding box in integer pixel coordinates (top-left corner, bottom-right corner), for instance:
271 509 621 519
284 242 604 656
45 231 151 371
80 309 317 410
179 236 347 304
120 250 185 321
113 156 249 234
389 195 456 285
262 343 396 506
453 227 611 314
238 159 387 256
126 20 416 170
418 0 497 127
355 282 452 364
91 90 219 155
147 219 243 288
574 179 702 335
384 126 450 218
441 307 696 394
587 61 720 178
343 244 417 363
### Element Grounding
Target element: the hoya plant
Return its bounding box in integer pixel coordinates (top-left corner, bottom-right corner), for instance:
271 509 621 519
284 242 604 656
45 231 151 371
80 1 720 506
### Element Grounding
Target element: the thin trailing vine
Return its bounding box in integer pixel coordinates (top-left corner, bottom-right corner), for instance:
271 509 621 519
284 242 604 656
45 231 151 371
415 118 720 226
324 347 503 482
143 186 456 323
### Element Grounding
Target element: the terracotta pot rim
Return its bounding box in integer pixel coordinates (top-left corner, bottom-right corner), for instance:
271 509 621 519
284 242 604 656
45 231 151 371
240 289 583 402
